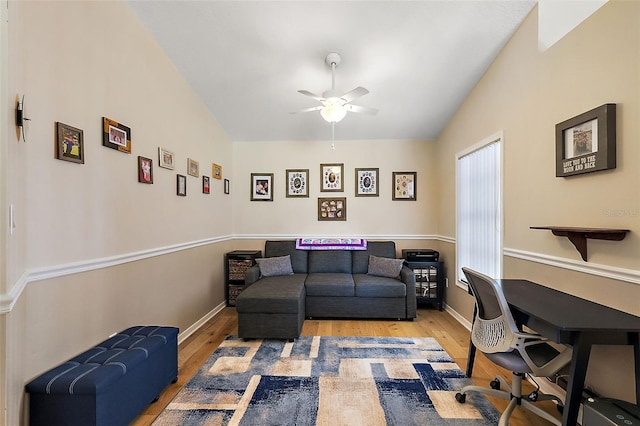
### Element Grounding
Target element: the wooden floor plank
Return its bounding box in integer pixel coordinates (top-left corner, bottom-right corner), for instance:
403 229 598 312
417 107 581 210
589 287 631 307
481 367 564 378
131 307 561 425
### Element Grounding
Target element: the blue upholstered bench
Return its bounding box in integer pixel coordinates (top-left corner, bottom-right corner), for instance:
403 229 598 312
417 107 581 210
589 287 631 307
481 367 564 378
25 325 179 426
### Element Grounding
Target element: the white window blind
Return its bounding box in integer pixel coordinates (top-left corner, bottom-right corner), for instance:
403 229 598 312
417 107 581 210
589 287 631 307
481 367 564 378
456 136 502 285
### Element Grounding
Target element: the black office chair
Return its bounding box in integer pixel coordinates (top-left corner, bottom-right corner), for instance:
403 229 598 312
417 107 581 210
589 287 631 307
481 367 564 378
455 267 572 426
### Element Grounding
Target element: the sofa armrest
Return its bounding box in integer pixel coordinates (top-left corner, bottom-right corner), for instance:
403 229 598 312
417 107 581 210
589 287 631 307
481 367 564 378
400 265 417 318
245 265 260 286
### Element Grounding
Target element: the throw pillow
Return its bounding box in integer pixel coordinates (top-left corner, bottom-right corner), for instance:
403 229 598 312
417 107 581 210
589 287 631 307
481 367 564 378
256 255 294 277
367 255 404 278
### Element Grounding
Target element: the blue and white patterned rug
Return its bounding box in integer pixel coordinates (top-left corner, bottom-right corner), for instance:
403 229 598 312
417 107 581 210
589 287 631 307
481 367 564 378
153 336 500 425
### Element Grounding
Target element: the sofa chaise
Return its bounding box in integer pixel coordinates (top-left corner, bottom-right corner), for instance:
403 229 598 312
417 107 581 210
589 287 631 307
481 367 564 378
235 240 417 339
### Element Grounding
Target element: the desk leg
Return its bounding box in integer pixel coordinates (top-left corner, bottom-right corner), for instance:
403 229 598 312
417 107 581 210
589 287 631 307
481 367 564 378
562 334 593 426
630 332 640 405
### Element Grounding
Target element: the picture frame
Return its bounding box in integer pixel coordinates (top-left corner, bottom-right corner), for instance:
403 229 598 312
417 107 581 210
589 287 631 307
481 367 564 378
137 156 153 184
158 147 175 170
251 173 273 201
55 122 84 164
202 176 210 194
355 168 379 197
224 179 230 195
286 169 309 198
188 158 199 177
212 163 222 180
102 117 131 153
320 163 344 192
392 171 417 200
318 197 347 221
555 103 616 177
177 174 187 196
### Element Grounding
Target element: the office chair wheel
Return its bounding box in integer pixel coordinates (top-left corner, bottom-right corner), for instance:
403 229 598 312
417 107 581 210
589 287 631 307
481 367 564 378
490 379 501 390
455 392 466 403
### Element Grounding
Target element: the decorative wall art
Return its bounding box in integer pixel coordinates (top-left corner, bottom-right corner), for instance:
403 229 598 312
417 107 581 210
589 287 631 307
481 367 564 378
102 117 131 153
212 163 223 180
355 168 379 197
286 169 309 198
137 156 153 184
177 174 187 196
320 163 344 192
318 197 346 221
392 172 417 200
158 147 175 169
188 158 199 177
55 122 84 164
555 103 616 177
224 179 230 195
251 173 273 201
203 176 210 194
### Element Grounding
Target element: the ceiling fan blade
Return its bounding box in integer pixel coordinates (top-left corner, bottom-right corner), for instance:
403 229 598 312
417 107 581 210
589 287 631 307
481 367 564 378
346 104 378 115
290 105 323 114
340 87 369 103
298 90 325 102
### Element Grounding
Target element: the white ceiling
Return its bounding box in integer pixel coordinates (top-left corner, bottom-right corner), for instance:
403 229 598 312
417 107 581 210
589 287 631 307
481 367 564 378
128 1 536 142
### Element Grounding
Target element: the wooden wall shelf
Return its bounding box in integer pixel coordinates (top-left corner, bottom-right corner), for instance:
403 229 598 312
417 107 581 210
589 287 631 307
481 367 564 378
530 226 629 262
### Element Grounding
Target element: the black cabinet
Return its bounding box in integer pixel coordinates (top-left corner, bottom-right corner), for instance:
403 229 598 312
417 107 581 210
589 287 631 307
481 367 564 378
402 250 444 311
225 250 261 306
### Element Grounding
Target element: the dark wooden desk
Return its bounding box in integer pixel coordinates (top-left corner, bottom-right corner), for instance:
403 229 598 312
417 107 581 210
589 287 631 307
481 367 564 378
465 279 640 426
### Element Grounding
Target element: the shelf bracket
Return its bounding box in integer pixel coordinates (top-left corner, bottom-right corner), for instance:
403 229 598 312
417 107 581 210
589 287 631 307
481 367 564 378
530 227 629 262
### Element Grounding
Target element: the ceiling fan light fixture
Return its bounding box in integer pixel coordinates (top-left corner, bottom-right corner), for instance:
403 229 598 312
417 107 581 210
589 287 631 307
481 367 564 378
320 99 347 123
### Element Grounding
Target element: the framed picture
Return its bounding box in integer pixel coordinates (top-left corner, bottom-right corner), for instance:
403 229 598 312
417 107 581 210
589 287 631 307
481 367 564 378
102 117 131 153
392 171 417 200
318 197 346 221
55 122 84 164
177 174 187 196
355 168 379 197
158 147 175 169
188 158 199 177
251 173 273 201
202 176 210 194
320 163 344 192
212 163 222 180
286 169 309 198
555 103 616 177
137 156 153 184
224 179 230 195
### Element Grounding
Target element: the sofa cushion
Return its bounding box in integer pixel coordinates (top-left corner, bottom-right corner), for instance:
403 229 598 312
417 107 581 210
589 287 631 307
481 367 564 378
305 273 355 297
353 274 407 298
308 251 352 273
352 241 397 274
236 274 306 314
256 255 294 277
367 255 404 278
265 240 308 273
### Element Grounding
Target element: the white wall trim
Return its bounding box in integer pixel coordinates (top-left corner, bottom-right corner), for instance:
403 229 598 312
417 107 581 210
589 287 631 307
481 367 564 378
178 301 226 345
233 234 440 240
444 302 472 332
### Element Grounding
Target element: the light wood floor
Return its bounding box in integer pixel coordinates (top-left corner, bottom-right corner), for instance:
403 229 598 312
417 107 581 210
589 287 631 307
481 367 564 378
132 307 562 425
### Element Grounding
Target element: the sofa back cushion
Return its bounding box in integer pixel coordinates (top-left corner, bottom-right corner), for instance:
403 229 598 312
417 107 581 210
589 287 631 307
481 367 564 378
308 250 352 273
264 240 308 273
352 241 397 274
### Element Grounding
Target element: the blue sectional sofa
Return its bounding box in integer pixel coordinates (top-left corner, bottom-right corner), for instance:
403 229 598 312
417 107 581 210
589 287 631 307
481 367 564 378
235 240 417 340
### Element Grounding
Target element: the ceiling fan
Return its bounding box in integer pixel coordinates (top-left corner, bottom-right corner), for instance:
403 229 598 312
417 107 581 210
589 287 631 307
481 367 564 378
293 52 378 123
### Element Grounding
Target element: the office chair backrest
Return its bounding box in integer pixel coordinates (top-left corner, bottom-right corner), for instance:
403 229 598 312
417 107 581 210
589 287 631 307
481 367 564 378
462 267 520 353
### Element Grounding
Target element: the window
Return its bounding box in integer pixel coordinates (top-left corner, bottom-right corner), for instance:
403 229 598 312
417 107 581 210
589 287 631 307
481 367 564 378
456 133 502 287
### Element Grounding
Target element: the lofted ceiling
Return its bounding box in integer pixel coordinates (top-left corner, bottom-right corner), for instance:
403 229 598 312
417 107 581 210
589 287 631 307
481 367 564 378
128 1 536 143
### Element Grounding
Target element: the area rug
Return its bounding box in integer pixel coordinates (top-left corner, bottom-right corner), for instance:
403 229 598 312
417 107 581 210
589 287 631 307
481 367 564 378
152 336 500 425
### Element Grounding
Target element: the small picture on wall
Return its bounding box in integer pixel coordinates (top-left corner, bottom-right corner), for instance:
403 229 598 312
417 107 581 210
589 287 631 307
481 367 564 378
355 168 379 197
224 179 230 194
392 171 417 200
286 169 309 197
177 174 187 196
251 173 273 201
320 163 344 192
188 158 199 177
212 163 222 180
138 156 153 184
318 197 346 221
102 117 131 153
55 122 84 164
158 147 175 170
203 176 210 194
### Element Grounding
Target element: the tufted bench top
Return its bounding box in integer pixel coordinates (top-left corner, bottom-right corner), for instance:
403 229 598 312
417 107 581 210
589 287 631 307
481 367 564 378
26 326 179 396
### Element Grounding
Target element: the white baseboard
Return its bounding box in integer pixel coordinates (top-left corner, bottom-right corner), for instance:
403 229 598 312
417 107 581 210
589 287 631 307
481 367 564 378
177 301 227 345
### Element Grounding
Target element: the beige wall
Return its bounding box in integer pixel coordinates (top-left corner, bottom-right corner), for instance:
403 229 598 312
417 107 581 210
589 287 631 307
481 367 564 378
436 1 639 401
2 2 235 424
